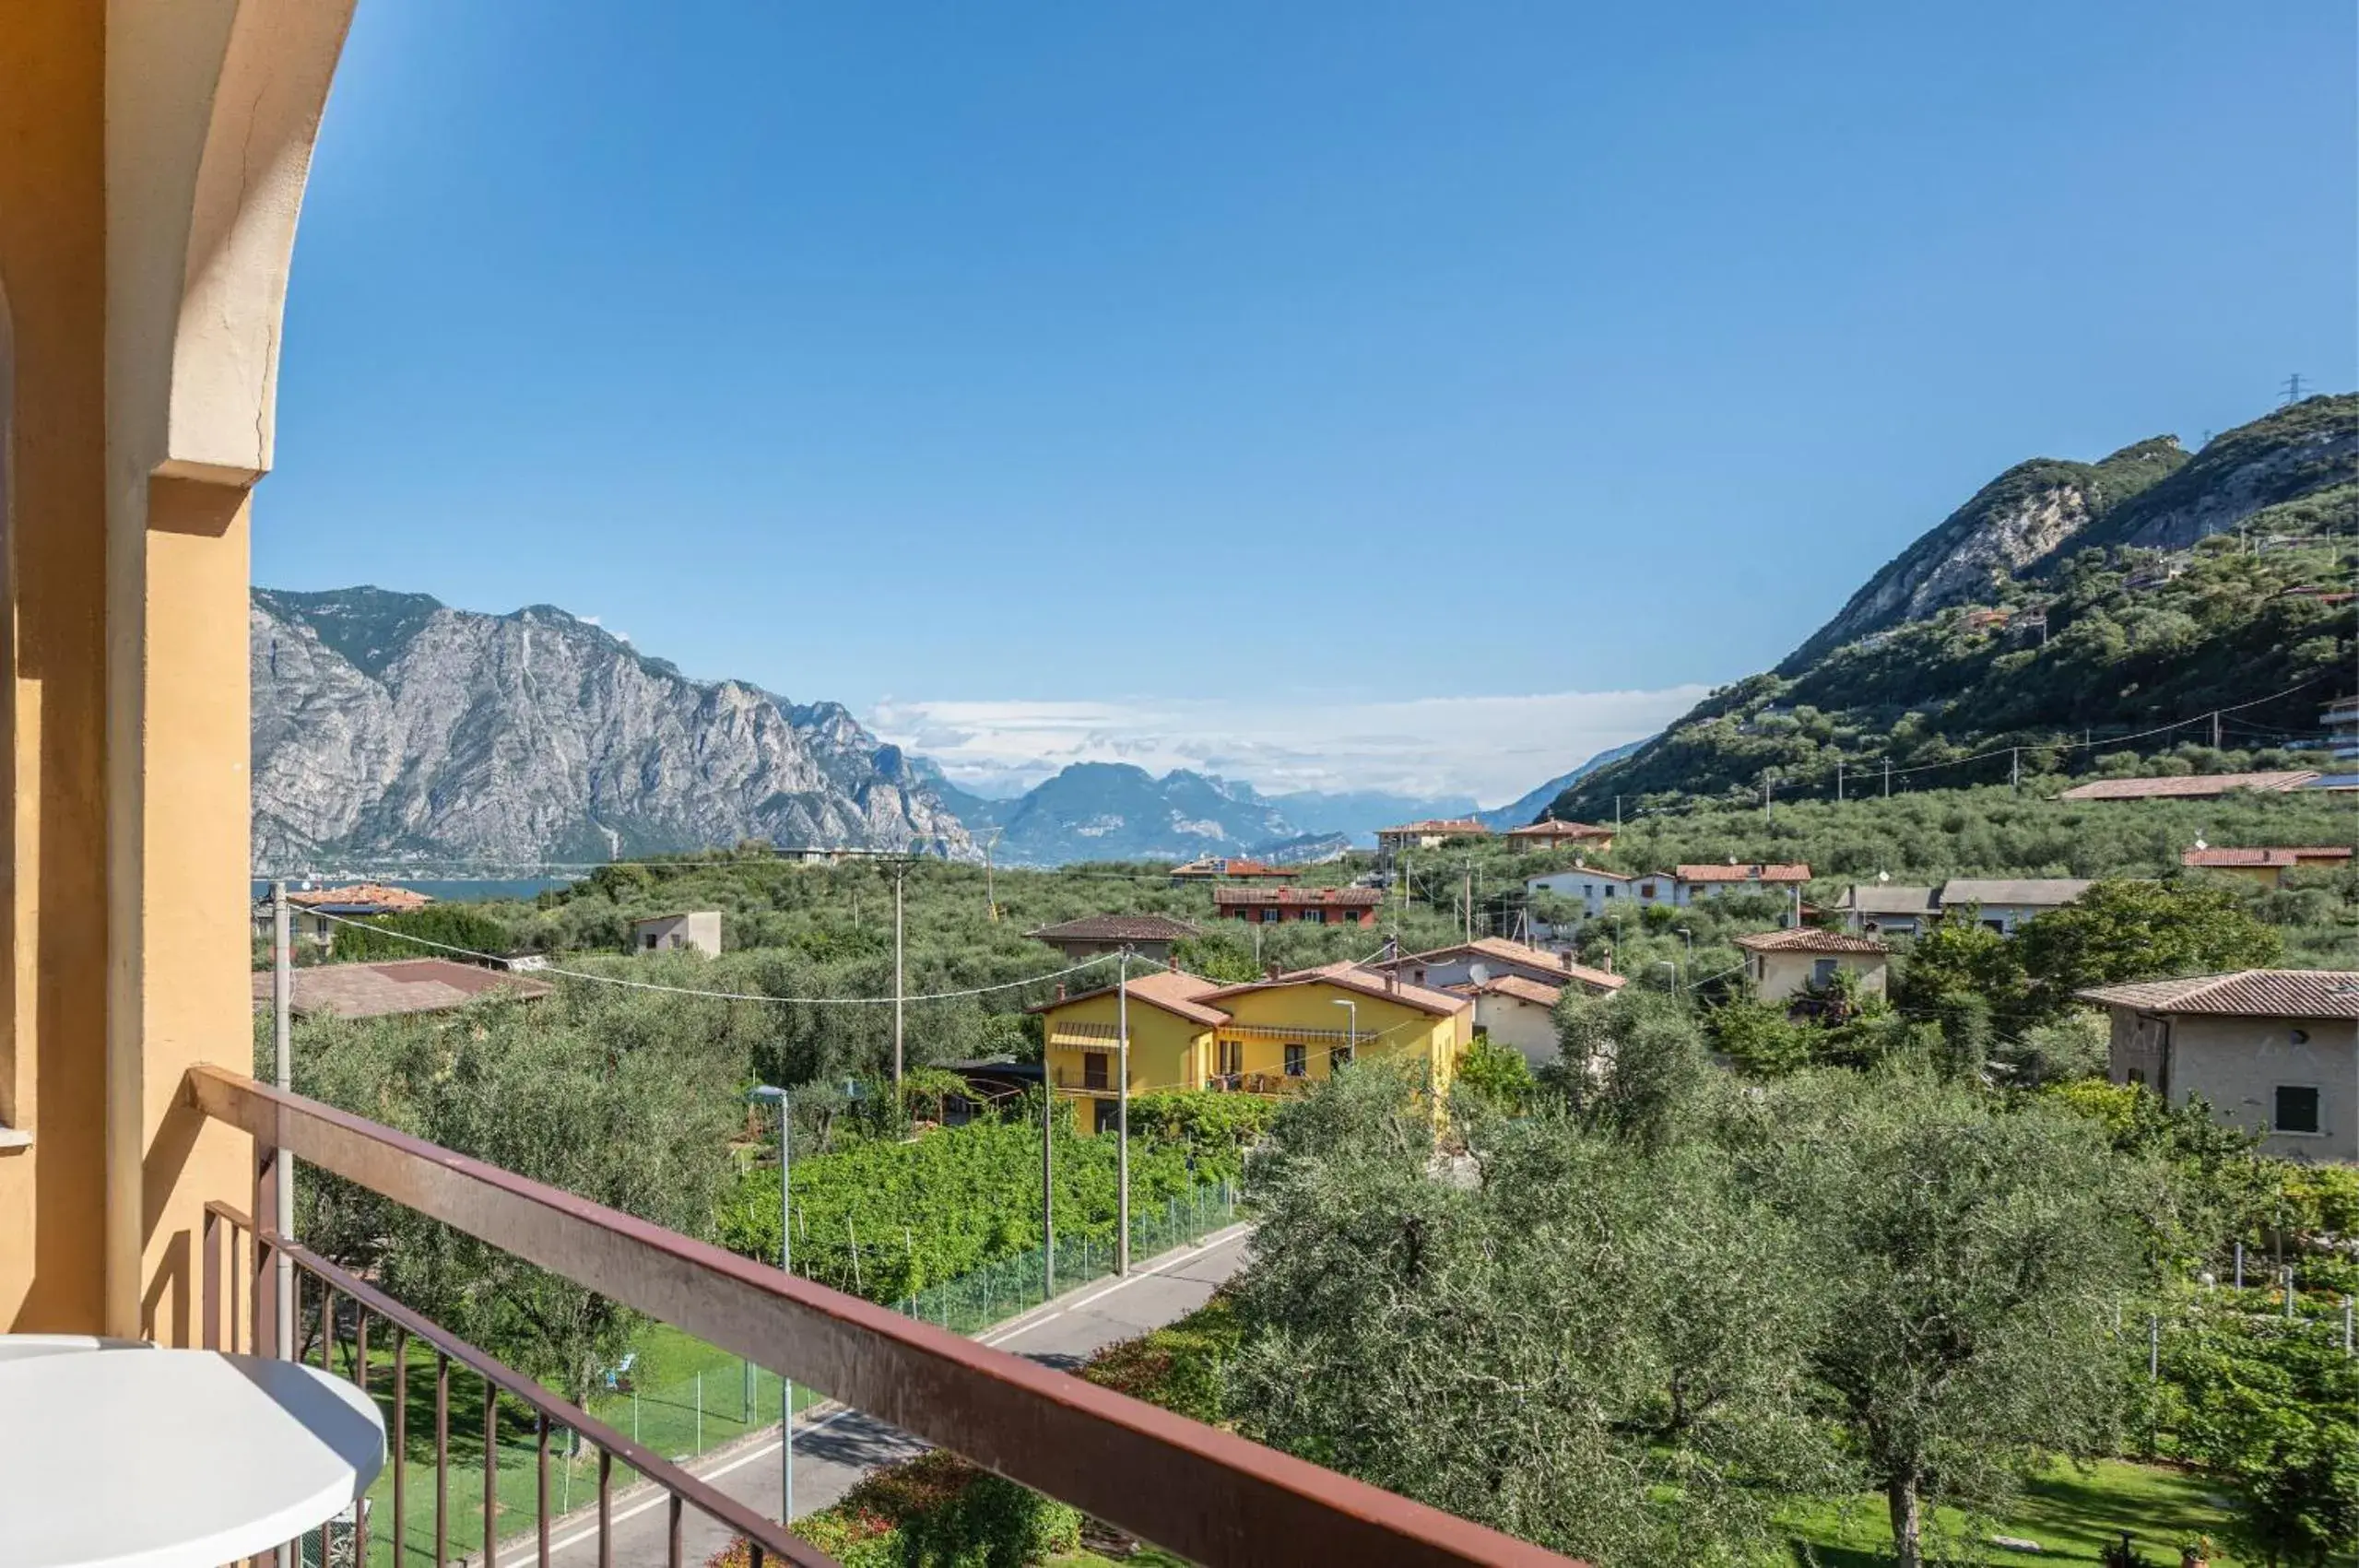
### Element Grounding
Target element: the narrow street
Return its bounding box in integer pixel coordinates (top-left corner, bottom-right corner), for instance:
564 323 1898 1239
541 1225 1253 1567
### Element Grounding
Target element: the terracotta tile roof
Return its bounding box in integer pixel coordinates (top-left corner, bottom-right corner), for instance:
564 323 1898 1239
1462 973 1566 1008
2076 970 2359 1020
1025 914 1202 943
1167 858 1300 879
1676 863 1811 884
1027 967 1232 1027
1733 927 1892 954
1505 819 1614 840
2181 846 2353 868
1375 819 1492 837
1210 886 1385 908
2058 771 2319 801
1206 962 1470 1018
1938 878 2094 909
1530 864 1637 881
284 882 433 914
251 958 551 1020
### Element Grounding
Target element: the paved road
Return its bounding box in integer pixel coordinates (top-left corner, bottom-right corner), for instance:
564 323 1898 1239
540 1224 1252 1567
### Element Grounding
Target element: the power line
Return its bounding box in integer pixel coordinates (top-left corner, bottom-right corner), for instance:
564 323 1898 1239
304 908 1121 1006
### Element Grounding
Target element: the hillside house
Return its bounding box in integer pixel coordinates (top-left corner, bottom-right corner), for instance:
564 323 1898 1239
1166 857 1301 884
1025 913 1200 963
1672 863 1811 905
1937 878 2093 935
1832 883 1940 937
249 959 554 1021
1374 818 1491 866
1211 886 1384 926
2180 845 2353 889
1032 961 1469 1132
1504 819 1615 851
1525 865 1641 927
2081 971 2358 1161
1460 974 1570 1067
632 911 723 956
1735 928 1891 1005
1373 936 1622 998
2058 771 2319 802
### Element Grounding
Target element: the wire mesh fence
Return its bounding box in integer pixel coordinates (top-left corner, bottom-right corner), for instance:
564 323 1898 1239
354 1176 1244 1565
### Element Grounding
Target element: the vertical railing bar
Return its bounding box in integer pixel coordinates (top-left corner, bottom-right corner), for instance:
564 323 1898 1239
435 1350 450 1568
596 1448 613 1568
483 1377 499 1568
394 1326 408 1568
537 1412 551 1568
202 1208 221 1351
230 1218 243 1354
666 1494 682 1568
352 1308 370 1568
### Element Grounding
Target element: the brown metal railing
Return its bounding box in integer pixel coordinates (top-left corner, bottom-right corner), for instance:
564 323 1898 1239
187 1063 1573 1568
203 1200 828 1568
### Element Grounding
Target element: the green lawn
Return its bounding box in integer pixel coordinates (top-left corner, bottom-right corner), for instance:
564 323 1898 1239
1779 1458 2294 1567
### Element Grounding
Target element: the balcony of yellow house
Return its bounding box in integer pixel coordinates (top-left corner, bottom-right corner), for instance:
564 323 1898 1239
0 11 1569 1563
1202 963 1471 1105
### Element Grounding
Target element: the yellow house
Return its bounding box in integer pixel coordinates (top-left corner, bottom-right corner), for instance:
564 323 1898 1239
1032 961 1471 1133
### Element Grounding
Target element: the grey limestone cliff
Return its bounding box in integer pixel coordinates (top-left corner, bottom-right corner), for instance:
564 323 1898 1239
252 587 974 868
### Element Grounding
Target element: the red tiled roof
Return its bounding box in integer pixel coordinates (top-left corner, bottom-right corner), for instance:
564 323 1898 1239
2077 970 2359 1020
1026 914 1203 943
285 882 433 913
2058 771 2319 801
1205 962 1470 1018
1734 927 1891 954
1461 973 1567 1008
1210 886 1385 907
1676 863 1811 884
2180 846 2353 868
1387 937 1625 992
1028 967 1233 1027
1167 858 1300 879
251 958 550 1020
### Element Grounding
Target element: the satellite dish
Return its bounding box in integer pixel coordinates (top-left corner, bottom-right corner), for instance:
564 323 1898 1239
2193 836 2208 851
1876 870 1891 884
1468 962 1493 984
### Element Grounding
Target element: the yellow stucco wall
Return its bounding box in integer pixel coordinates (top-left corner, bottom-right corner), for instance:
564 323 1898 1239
1213 980 1467 1102
0 0 351 1339
1042 990 1214 1130
0 0 110 1335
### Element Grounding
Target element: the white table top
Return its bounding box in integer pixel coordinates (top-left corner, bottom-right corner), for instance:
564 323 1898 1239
0 1346 386 1568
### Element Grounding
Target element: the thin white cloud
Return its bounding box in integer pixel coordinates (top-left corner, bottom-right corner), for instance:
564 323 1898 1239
865 686 1707 807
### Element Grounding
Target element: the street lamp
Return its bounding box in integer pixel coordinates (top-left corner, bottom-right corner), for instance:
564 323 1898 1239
1332 998 1357 1068
747 1084 794 1523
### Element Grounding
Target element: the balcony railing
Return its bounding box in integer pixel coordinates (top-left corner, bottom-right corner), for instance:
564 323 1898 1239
186 1063 1572 1568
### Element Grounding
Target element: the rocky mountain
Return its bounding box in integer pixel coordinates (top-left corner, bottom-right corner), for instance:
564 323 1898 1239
952 763 1298 867
1549 394 2358 819
253 587 975 868
1475 739 1650 831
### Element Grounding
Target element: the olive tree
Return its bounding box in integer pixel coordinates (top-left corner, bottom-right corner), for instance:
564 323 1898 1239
1749 1072 2153 1568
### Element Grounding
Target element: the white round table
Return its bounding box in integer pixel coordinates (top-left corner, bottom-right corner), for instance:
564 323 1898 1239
0 1347 386 1568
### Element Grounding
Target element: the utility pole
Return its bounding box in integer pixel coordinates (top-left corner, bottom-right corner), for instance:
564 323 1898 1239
2011 747 2020 792
1762 771 1774 825
1613 795 1622 831
1462 860 1473 944
1881 759 1891 798
981 828 1003 922
1116 949 1130 1275
2282 371 2306 405
1835 760 1844 803
749 1085 796 1522
2211 711 2222 750
884 856 916 1102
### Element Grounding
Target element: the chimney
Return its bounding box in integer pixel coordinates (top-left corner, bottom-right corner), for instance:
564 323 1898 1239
1166 953 1178 973
1265 962 1281 981
1386 967 1399 995
1561 950 1575 974
1600 944 1614 974
1054 983 1067 1001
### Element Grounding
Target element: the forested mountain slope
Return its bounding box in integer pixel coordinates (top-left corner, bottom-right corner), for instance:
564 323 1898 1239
1551 395 2357 820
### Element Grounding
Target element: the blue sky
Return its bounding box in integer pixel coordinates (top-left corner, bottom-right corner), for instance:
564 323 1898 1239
265 2 2357 802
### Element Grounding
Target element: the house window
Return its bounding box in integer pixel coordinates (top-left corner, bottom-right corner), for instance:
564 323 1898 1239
1283 1043 1307 1078
1639 885 1654 899
1219 1040 1242 1076
1603 886 1614 899
643 934 659 949
1329 1043 1353 1072
2275 1085 2322 1136
1303 910 1324 925
1083 1052 1110 1091
1262 908 1282 924
1811 958 1838 987
1093 1098 1122 1135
